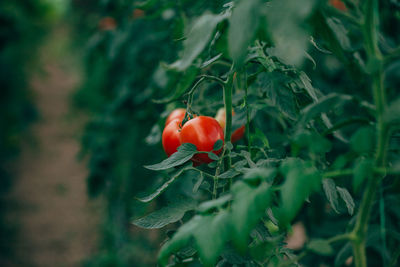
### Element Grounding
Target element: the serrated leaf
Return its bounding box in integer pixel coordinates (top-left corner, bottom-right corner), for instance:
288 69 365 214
299 93 352 126
193 211 231 266
384 98 400 126
350 126 376 154
170 12 227 71
193 172 204 193
299 71 318 102
225 142 233 150
219 168 241 179
243 167 277 182
336 186 355 215
353 157 374 193
213 139 223 151
208 152 220 161
251 128 270 149
198 194 232 213
279 158 321 224
158 215 203 266
265 0 316 66
144 143 197 170
231 181 272 251
322 179 340 213
326 17 351 51
228 0 263 66
256 72 298 120
307 239 334 256
158 212 231 267
132 197 196 228
136 166 191 203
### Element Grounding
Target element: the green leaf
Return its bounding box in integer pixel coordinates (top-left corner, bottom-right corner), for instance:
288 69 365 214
256 72 298 120
193 172 204 193
197 194 232 213
243 167 277 182
353 157 374 193
158 212 231 267
193 212 231 266
334 242 353 267
219 168 241 179
265 0 316 66
307 239 334 256
144 143 197 170
326 17 351 51
322 179 340 214
384 98 400 126
213 139 223 151
336 186 355 216
279 158 321 225
251 128 270 149
158 215 203 266
170 12 227 71
231 181 272 251
292 130 332 155
299 93 352 126
228 0 263 66
132 198 197 229
225 141 233 150
136 165 191 203
350 126 376 154
298 71 319 102
207 152 220 161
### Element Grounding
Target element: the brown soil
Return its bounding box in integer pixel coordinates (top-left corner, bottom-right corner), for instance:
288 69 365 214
7 26 100 267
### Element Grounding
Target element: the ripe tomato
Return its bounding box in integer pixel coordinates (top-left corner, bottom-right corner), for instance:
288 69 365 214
165 108 186 126
215 108 245 143
98 17 117 31
162 119 181 157
329 0 347 11
180 116 224 164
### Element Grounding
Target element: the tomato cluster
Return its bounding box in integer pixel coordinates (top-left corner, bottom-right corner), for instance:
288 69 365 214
162 108 245 164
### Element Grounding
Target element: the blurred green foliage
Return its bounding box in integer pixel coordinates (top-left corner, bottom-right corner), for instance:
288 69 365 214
0 0 54 263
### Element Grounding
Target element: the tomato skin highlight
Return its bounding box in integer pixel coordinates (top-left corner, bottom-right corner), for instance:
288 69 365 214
165 108 186 126
162 119 181 157
215 108 245 143
179 116 224 164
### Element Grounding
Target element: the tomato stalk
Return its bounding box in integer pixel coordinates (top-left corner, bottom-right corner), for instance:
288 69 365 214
223 72 234 172
243 71 251 153
351 1 388 266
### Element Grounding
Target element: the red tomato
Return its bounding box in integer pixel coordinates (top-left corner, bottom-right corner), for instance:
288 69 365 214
180 116 224 164
231 125 245 143
329 0 347 11
98 17 117 31
165 108 186 126
132 8 145 19
162 119 181 157
215 108 245 143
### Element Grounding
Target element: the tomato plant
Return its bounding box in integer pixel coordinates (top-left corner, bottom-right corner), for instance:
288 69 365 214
75 0 400 266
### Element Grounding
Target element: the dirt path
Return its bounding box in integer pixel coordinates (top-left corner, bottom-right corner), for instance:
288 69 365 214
9 27 100 267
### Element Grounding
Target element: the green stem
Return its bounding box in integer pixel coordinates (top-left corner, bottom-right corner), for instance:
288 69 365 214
351 1 388 266
244 71 251 153
223 72 234 171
